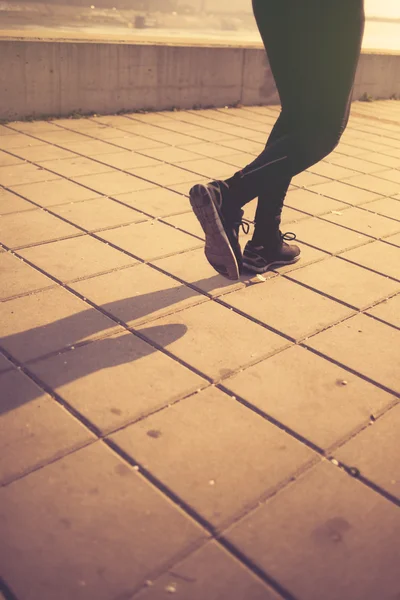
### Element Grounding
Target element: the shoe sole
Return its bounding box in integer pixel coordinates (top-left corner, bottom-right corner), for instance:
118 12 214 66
189 184 240 280
242 255 301 273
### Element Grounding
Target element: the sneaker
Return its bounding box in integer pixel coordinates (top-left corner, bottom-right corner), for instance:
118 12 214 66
189 180 248 280
243 233 301 273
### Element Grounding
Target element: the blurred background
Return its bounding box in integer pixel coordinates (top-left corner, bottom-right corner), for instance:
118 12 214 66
0 0 399 51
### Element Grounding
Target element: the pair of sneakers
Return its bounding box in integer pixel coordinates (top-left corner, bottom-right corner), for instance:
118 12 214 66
189 180 300 280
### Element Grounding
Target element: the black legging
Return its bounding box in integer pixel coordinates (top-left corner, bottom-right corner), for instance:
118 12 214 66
226 0 365 240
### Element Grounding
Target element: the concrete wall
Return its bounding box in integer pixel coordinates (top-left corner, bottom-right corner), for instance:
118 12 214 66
1 38 399 121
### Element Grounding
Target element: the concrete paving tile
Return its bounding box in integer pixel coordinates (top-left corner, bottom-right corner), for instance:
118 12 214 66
9 178 102 207
58 139 127 156
0 286 120 363
0 150 25 167
70 264 204 327
175 158 234 180
353 135 400 151
336 404 400 498
13 145 77 163
308 162 358 180
0 352 14 374
345 139 399 156
333 142 367 156
114 187 188 217
92 114 134 126
183 130 239 144
311 180 381 205
111 387 314 528
223 277 353 341
0 134 45 150
34 130 88 144
345 126 400 148
47 119 101 130
216 152 259 168
306 314 400 394
0 369 94 485
73 171 153 195
351 124 400 141
0 124 16 135
163 212 204 240
219 138 264 154
363 197 400 221
285 189 347 216
242 131 269 143
357 151 400 168
0 209 81 249
224 345 394 450
138 147 202 164
326 154 387 174
113 125 164 137
51 197 145 231
175 141 243 158
153 248 250 298
134 542 282 600
202 110 258 129
181 121 235 138
168 179 209 195
143 132 199 147
6 121 62 134
341 240 400 280
345 174 399 197
293 218 371 253
110 136 168 152
81 126 138 141
0 163 58 187
75 118 128 129
0 252 54 300
289 257 399 309
137 301 289 381
367 294 400 328
292 172 329 188
122 113 172 125
0 188 35 214
0 443 205 600
226 462 400 600
30 331 205 434
374 169 400 184
384 232 400 247
324 206 400 243
149 122 208 135
99 220 201 261
128 164 202 186
93 151 160 170
39 156 113 178
19 235 137 282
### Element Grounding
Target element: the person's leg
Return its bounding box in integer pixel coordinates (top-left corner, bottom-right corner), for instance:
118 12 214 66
237 0 364 271
253 112 292 245
189 0 364 279
229 0 365 209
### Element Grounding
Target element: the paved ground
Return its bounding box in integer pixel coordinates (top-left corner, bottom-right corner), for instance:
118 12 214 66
0 100 399 600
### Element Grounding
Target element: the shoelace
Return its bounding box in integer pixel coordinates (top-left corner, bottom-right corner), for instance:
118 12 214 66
209 181 296 241
237 218 254 235
233 222 297 239
281 232 297 241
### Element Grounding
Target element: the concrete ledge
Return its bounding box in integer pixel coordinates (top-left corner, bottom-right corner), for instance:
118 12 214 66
1 37 400 121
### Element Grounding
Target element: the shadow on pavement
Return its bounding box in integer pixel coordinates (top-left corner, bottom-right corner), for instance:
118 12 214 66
0 273 237 415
